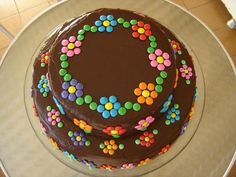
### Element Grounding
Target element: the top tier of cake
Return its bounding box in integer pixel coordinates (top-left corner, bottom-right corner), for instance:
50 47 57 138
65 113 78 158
46 8 178 137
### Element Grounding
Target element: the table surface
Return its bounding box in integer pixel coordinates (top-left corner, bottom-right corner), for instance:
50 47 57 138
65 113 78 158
0 0 235 177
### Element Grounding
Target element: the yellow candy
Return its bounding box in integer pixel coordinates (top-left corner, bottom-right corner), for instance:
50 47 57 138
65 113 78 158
76 136 81 141
184 69 189 74
105 102 113 110
143 121 148 127
142 90 150 97
111 130 118 135
171 113 176 118
173 44 177 49
107 145 112 150
68 86 76 94
156 56 164 64
103 20 110 27
144 137 150 142
52 115 56 119
67 43 75 50
45 56 49 60
138 28 145 34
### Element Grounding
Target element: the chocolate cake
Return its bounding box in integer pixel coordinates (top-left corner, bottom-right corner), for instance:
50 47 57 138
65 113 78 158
31 8 197 170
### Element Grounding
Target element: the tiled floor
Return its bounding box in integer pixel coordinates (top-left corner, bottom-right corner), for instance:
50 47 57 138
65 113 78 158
0 0 235 176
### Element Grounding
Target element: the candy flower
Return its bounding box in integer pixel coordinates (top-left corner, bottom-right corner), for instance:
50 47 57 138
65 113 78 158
137 158 150 167
169 39 182 55
97 96 121 119
99 164 116 171
121 163 135 169
102 126 126 138
148 49 171 71
63 151 76 161
188 105 195 120
68 130 91 147
135 116 155 131
47 106 63 128
158 144 171 155
160 94 173 113
37 75 50 97
40 52 50 67
131 21 152 40
165 104 180 125
95 15 117 32
135 129 158 147
61 36 81 57
134 82 158 105
73 118 93 134
179 60 193 85
81 159 97 169
61 79 83 102
32 104 38 117
99 139 124 155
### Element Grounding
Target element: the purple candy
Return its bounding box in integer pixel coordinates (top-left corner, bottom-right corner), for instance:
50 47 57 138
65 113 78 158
76 90 83 97
79 141 84 146
74 141 79 146
70 79 78 86
61 91 69 98
76 83 83 90
62 82 69 89
82 137 86 142
68 94 76 101
74 131 79 136
71 137 76 141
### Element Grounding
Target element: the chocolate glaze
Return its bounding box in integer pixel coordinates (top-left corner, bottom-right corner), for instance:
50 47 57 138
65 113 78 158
32 8 196 168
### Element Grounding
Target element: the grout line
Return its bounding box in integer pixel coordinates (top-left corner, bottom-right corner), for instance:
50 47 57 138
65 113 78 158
186 0 215 11
13 0 23 28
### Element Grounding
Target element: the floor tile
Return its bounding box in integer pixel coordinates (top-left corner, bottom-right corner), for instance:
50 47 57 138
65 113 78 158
20 3 50 26
170 0 186 9
15 0 48 12
0 0 18 19
214 26 236 57
183 0 216 9
0 32 11 49
0 14 22 36
190 0 231 30
48 0 60 5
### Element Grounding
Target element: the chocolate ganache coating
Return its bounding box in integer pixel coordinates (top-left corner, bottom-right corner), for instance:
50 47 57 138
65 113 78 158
32 8 197 169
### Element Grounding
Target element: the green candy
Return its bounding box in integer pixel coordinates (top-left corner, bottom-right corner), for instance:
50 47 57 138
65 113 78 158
84 95 92 104
90 26 97 32
156 77 164 85
165 120 171 125
41 63 46 68
76 97 84 105
135 139 140 145
118 107 126 115
181 60 186 65
186 80 191 85
85 141 91 146
117 18 125 24
130 19 137 25
152 129 158 135
83 25 91 31
99 143 105 149
124 101 133 110
155 85 163 93
174 104 179 109
78 29 85 35
77 34 84 41
61 61 69 69
63 73 72 81
41 75 46 79
68 131 73 137
59 69 67 76
123 21 130 28
150 41 157 48
89 102 97 110
57 122 63 128
160 71 167 78
60 54 67 61
133 103 141 111
43 92 48 97
149 35 156 42
46 106 51 111
119 144 124 150
147 47 155 54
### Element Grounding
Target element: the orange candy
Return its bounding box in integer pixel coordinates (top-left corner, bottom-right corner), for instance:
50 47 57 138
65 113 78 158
150 91 158 98
103 148 108 154
145 97 153 105
134 88 142 96
147 83 154 91
139 82 147 90
137 96 145 104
